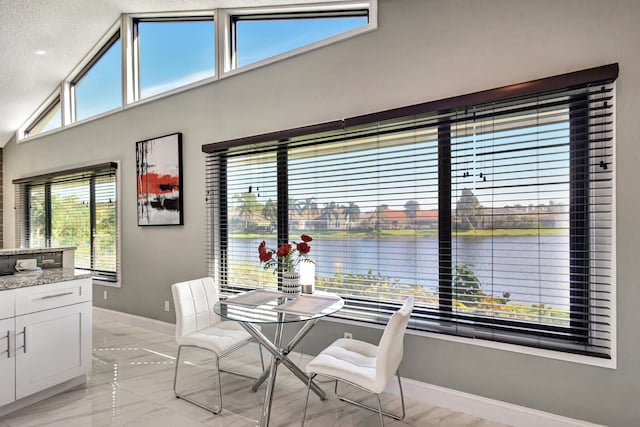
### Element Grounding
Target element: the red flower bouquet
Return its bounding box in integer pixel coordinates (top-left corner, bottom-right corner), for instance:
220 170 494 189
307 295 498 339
258 234 314 273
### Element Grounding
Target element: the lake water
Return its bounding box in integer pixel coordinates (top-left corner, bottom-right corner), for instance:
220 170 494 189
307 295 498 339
231 234 570 307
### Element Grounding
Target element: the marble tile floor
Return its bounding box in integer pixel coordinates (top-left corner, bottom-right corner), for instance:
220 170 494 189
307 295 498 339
0 316 510 427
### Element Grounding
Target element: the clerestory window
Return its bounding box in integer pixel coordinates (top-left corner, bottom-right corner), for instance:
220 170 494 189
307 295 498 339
23 95 62 138
71 34 122 122
135 17 215 99
230 10 369 69
19 2 376 142
204 64 617 359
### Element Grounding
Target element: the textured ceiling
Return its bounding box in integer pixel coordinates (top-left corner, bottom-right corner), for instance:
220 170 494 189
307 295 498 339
0 0 333 147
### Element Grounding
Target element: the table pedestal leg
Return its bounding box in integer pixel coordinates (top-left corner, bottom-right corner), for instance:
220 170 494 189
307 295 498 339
239 320 326 427
258 320 284 427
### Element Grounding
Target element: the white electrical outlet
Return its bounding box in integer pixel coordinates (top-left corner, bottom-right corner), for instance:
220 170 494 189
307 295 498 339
164 300 170 312
103 290 108 300
344 332 353 339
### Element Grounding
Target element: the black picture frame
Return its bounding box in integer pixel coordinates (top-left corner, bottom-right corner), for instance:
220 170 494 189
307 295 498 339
136 132 184 226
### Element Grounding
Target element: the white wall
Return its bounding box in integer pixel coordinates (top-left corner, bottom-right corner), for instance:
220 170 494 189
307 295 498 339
3 1 640 425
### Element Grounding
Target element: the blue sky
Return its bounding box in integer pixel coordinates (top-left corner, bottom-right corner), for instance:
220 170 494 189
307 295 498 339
236 16 367 67
65 13 570 216
66 16 367 122
75 38 122 121
138 20 215 99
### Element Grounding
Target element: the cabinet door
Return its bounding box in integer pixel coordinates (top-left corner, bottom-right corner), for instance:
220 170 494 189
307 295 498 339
15 302 91 399
0 317 15 406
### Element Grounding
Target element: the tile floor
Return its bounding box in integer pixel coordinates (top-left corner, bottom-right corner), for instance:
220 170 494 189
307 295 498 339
0 316 509 426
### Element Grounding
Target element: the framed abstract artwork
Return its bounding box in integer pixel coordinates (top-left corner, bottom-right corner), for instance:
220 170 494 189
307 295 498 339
136 132 183 226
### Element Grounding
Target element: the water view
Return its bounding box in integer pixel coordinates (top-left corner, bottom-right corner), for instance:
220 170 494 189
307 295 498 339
230 234 570 308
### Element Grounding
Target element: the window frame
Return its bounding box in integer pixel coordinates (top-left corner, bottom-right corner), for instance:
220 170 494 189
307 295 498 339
18 88 63 140
220 1 376 74
69 31 122 123
203 64 618 363
13 162 121 286
17 2 376 142
131 12 217 102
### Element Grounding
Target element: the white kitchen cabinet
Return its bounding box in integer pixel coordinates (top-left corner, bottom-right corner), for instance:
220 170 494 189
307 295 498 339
0 289 15 407
0 317 15 407
14 302 91 399
0 289 13 319
0 276 91 413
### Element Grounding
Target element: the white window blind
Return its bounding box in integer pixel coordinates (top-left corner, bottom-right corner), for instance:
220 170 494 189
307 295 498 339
14 163 119 281
204 64 616 357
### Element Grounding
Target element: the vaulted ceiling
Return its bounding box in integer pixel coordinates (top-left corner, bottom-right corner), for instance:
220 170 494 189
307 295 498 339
0 0 334 147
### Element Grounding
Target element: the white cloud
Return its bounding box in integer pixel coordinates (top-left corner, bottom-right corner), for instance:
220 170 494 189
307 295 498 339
140 70 214 99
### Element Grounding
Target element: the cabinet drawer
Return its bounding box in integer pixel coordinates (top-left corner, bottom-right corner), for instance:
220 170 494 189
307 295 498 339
0 290 14 320
15 279 91 316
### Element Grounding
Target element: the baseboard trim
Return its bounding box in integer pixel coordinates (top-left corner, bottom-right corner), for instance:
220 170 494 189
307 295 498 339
0 375 86 418
94 307 604 427
92 306 175 336
387 377 604 427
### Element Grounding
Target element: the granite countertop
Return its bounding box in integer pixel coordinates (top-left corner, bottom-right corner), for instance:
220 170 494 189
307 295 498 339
0 247 76 256
0 268 91 291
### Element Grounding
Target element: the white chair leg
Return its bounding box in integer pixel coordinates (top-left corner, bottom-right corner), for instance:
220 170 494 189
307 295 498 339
259 343 265 371
215 354 223 413
301 373 316 427
375 393 385 427
173 345 183 396
173 342 267 415
173 345 222 414
396 370 406 420
332 369 406 422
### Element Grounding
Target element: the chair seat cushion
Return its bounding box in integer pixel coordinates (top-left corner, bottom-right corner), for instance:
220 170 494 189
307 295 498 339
177 321 255 354
306 338 384 393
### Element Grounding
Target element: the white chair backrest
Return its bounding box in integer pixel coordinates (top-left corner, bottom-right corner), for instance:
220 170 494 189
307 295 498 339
171 277 221 340
375 297 414 391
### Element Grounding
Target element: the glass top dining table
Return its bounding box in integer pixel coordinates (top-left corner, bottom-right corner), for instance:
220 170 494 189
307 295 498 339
213 289 344 427
215 288 344 323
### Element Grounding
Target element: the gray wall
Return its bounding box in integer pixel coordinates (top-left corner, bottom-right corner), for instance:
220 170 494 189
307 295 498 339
3 1 640 425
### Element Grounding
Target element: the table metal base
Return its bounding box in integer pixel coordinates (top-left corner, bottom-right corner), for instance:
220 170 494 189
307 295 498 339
239 317 326 427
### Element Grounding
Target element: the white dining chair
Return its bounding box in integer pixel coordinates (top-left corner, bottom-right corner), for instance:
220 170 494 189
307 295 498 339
302 296 415 426
171 277 263 414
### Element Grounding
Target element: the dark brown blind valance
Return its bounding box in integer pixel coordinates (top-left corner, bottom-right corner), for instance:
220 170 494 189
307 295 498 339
202 63 618 153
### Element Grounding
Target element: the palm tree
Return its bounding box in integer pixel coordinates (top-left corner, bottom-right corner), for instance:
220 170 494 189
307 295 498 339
373 204 389 230
404 200 420 229
233 192 261 231
263 199 277 230
320 201 339 230
343 202 361 229
297 197 318 218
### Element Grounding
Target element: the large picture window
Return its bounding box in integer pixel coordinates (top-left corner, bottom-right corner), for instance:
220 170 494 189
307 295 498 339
14 163 119 282
204 65 616 358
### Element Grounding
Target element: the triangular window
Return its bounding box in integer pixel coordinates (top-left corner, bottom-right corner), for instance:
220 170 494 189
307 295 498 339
231 10 368 69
